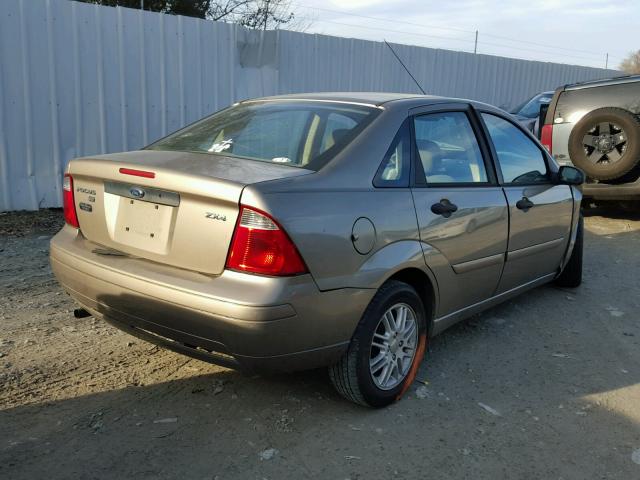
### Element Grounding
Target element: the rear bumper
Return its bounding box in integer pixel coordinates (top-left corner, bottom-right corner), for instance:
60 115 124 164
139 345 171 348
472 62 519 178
50 226 374 373
583 179 640 200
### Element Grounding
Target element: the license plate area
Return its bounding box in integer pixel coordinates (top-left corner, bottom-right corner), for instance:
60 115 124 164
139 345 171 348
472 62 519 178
112 198 175 254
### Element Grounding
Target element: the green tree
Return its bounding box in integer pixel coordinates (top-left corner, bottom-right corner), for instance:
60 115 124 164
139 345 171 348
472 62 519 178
619 50 640 74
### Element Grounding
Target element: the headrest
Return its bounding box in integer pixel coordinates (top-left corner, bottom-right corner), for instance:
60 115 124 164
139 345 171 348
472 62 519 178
416 139 442 174
325 128 351 150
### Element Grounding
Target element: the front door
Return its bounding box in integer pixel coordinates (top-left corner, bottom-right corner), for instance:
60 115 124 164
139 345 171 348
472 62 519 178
480 112 574 293
410 107 509 317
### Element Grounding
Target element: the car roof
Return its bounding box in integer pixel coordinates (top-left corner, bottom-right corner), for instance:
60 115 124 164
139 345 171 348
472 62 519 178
241 92 499 111
564 74 640 91
243 92 427 107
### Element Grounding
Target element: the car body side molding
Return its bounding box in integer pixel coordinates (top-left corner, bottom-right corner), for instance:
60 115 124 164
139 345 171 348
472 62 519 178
507 237 565 262
452 253 504 274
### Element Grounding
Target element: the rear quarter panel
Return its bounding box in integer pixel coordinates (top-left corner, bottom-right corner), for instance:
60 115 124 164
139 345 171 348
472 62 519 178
244 188 427 291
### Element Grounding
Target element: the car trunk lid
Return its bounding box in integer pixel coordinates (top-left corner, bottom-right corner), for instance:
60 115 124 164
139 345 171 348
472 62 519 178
67 150 312 275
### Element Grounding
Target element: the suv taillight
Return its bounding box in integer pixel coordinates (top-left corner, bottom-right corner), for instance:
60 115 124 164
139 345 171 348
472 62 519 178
541 124 553 153
63 174 80 228
226 206 307 276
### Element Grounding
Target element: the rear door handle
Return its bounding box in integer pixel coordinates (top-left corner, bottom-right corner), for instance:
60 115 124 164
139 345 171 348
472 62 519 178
431 199 458 218
516 197 534 211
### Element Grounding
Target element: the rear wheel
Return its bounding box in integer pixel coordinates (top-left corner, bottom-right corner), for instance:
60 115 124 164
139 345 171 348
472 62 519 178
329 280 428 407
555 215 583 288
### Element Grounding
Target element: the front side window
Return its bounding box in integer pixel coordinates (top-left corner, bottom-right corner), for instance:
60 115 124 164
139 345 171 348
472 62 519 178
148 101 377 171
482 113 549 184
413 112 488 184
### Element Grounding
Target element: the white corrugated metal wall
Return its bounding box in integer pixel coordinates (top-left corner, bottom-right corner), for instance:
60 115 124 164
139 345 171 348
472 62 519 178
0 0 617 211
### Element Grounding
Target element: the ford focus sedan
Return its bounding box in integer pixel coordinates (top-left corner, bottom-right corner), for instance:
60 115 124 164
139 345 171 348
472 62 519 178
50 93 584 407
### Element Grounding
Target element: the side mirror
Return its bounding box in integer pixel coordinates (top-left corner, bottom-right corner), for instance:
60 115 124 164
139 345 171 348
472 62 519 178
557 166 585 186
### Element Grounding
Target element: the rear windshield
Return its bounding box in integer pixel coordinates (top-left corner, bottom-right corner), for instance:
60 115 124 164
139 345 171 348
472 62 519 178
147 101 378 170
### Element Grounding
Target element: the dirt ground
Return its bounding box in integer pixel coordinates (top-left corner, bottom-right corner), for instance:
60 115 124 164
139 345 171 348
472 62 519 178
1 208 639 480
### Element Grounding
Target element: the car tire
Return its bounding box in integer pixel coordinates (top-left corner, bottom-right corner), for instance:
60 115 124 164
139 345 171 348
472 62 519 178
555 215 583 288
328 280 428 408
568 108 640 181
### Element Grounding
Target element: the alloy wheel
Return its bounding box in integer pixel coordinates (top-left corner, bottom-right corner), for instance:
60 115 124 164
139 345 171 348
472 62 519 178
369 303 419 390
582 122 627 164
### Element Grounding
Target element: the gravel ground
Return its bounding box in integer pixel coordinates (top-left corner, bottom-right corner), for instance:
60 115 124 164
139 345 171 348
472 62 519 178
1 208 639 480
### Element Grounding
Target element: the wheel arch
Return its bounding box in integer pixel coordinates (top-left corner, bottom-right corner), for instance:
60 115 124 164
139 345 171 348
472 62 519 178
344 239 442 333
385 267 437 335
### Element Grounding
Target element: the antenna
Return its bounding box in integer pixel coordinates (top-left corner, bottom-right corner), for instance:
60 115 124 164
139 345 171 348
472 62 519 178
384 39 426 95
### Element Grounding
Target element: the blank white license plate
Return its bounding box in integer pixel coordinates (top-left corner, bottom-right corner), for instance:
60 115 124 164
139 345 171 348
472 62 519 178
113 198 174 254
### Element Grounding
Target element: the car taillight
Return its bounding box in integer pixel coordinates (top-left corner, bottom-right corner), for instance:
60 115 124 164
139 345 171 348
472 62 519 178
541 124 553 153
226 206 307 276
63 174 80 228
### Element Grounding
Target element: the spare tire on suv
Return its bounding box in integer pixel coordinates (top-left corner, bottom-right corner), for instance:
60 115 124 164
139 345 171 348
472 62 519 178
568 107 640 181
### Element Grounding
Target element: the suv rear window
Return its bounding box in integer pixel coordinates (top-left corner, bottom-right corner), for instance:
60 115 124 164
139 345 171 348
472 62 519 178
147 101 378 170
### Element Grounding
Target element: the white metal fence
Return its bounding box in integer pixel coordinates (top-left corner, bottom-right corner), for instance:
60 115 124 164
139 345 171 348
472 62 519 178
0 0 617 211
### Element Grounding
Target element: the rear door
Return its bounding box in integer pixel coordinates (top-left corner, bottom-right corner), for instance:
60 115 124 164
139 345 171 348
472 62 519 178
479 112 574 293
410 104 509 316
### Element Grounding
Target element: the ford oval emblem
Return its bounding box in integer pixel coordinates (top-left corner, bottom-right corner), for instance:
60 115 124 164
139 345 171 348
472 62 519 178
130 187 145 199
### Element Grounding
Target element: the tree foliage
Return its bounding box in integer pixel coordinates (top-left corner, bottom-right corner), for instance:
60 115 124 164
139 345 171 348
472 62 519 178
73 0 299 29
619 50 640 74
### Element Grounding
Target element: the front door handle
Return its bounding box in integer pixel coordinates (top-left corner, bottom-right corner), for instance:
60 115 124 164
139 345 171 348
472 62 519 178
516 197 534 211
431 199 458 218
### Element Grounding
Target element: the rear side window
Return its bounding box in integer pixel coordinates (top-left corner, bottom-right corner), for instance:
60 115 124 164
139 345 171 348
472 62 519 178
374 120 411 187
482 113 548 184
413 112 488 184
148 101 378 171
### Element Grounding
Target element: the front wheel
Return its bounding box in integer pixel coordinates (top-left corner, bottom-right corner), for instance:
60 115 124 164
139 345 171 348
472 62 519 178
329 280 428 407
